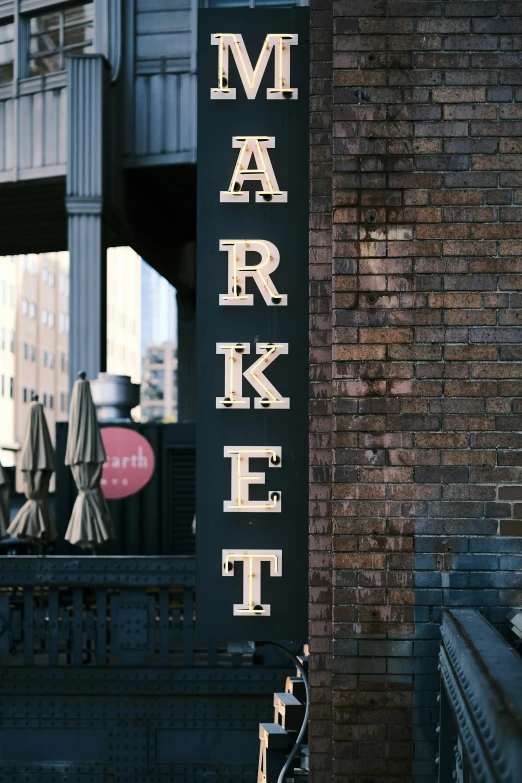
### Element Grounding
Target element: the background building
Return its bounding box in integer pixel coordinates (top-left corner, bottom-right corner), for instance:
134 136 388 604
140 260 178 422
141 260 177 353
0 3 287 782
0 252 69 468
141 342 178 422
0 247 142 468
106 246 142 385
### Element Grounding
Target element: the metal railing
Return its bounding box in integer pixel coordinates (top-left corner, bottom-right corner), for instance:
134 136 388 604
438 608 522 783
0 556 253 668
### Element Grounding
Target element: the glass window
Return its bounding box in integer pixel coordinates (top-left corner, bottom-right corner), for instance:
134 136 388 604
29 301 35 319
22 298 28 315
9 377 13 398
48 311 55 328
30 345 35 362
0 19 14 85
147 348 164 364
206 0 295 5
23 343 28 360
43 350 48 366
8 330 14 352
42 266 48 283
49 394 54 410
28 3 94 76
49 352 55 369
41 308 48 325
143 369 164 401
49 271 55 287
43 393 47 407
23 387 27 403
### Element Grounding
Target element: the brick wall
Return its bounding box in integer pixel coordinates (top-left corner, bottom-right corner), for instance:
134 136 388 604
309 0 334 777
308 2 522 781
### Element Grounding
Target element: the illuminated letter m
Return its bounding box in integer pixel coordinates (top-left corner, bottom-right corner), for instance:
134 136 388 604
211 33 298 100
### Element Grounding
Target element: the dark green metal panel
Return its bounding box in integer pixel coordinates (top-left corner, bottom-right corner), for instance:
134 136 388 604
54 421 195 556
196 8 310 641
0 556 292 781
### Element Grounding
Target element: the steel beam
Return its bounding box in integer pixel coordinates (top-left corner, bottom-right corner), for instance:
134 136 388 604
439 608 522 783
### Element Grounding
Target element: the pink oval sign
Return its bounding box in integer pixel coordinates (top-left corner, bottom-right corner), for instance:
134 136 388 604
100 427 155 500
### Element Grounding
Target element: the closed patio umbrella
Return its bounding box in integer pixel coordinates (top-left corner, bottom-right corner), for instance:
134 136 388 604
7 397 56 547
0 460 9 538
64 372 114 549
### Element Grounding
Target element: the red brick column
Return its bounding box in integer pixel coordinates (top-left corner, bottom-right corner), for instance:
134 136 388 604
309 1 522 781
309 0 334 778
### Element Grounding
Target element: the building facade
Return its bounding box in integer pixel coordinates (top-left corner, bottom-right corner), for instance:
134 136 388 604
141 260 177 355
0 247 141 468
0 0 196 413
106 246 142 385
0 0 521 781
0 252 69 467
141 342 178 422
308 2 522 780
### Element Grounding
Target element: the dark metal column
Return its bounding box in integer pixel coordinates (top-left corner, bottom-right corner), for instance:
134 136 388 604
66 55 110 388
176 291 196 422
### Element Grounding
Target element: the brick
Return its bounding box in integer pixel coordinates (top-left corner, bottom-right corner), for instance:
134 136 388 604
444 139 497 153
416 154 469 170
443 172 498 188
446 70 498 86
309 2 522 774
471 327 522 343
473 154 522 170
359 328 412 343
471 121 522 136
428 293 482 308
334 0 385 14
444 104 497 120
414 122 469 138
415 467 468 484
443 35 498 51
445 1 498 15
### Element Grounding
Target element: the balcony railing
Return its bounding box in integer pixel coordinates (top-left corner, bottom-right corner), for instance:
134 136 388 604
0 556 253 668
438 608 522 783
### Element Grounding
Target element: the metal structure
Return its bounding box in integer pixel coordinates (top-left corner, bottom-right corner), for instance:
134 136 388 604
196 8 309 641
54 421 196 555
0 555 292 781
438 609 522 783
90 372 140 422
0 2 309 777
0 0 197 414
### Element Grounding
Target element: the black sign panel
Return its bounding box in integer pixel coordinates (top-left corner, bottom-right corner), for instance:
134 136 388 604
196 9 309 641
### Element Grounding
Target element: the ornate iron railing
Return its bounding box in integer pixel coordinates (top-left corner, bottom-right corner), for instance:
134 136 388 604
438 608 522 783
0 556 252 667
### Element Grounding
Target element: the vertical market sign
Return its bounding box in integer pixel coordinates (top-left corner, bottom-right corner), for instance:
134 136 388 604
197 9 309 641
